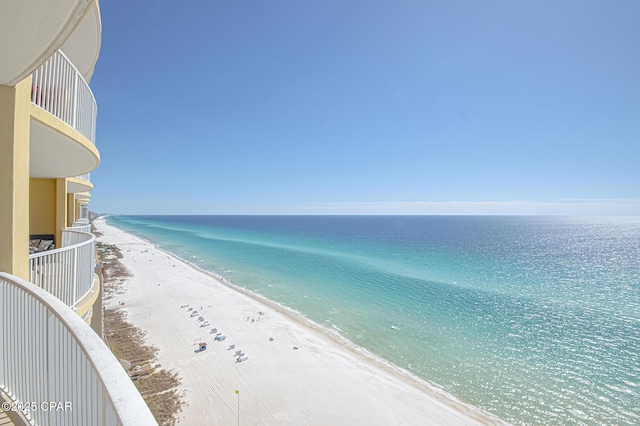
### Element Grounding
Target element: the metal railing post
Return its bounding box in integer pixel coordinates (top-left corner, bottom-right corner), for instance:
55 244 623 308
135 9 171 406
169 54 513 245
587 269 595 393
72 247 79 308
72 72 78 129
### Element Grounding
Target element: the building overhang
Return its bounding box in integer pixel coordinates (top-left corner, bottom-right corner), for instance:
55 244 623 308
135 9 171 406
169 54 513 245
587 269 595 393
30 105 100 178
0 0 97 86
75 192 91 203
59 1 102 83
67 176 94 193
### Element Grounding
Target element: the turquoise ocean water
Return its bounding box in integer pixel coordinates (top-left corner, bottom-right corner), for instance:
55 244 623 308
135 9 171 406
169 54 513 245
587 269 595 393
107 215 640 425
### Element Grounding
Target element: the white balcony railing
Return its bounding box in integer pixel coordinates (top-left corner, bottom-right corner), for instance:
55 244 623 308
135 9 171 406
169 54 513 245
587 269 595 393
0 272 157 426
29 230 96 308
68 221 92 234
76 172 91 182
31 50 97 144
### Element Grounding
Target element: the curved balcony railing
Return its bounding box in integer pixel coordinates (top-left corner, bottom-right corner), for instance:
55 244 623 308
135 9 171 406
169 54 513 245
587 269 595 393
0 272 157 426
76 172 91 182
31 50 97 144
67 221 92 234
29 230 96 308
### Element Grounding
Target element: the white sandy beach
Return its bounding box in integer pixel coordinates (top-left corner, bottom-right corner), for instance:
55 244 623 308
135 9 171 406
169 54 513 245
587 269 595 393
95 218 501 425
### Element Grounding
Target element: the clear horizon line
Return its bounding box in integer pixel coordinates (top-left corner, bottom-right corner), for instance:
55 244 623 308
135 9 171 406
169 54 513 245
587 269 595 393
94 199 640 216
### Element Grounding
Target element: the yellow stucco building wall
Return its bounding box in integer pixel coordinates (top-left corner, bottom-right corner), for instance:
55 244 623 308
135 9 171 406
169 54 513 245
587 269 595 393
0 78 31 279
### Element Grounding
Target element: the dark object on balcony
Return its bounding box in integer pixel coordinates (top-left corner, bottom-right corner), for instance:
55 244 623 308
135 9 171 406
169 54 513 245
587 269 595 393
30 234 55 254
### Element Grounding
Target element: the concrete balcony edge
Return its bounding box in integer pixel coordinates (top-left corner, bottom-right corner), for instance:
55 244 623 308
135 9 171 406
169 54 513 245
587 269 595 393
30 103 100 178
75 272 100 319
68 175 94 193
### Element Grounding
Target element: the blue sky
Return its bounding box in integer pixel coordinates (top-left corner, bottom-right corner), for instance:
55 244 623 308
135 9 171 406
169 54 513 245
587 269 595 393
90 0 640 215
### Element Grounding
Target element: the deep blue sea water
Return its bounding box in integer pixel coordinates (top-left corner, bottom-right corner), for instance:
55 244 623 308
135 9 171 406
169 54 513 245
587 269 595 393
107 215 640 425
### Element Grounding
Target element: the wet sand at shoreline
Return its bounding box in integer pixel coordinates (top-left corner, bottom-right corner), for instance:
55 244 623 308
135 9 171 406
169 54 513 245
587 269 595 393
96 217 501 425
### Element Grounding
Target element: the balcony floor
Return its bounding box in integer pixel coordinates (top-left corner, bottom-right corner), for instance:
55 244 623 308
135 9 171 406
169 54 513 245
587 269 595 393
0 410 10 425
0 407 17 425
0 391 26 426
